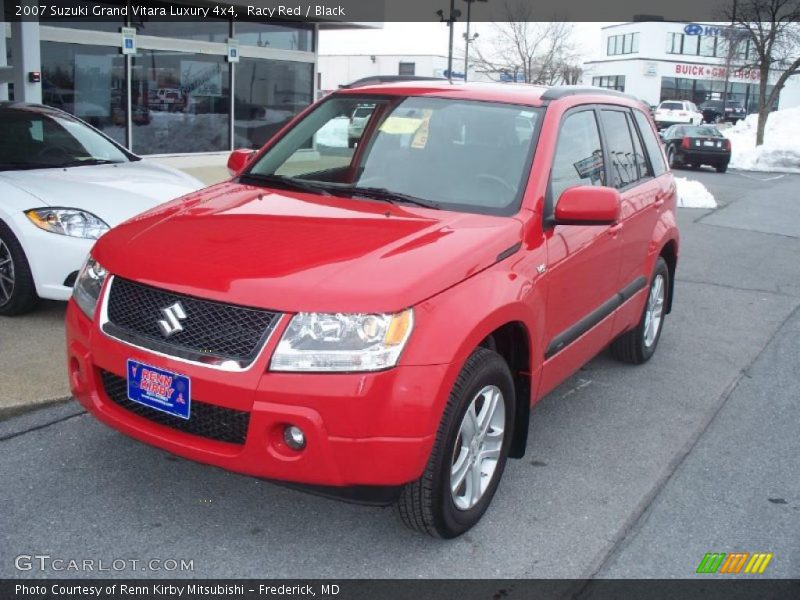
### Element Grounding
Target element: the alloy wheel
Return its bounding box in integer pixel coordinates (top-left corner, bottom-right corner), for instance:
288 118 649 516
450 384 506 511
0 239 15 307
643 273 665 348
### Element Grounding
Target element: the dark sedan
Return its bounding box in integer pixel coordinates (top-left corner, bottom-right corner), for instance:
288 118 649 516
662 125 731 173
700 100 746 124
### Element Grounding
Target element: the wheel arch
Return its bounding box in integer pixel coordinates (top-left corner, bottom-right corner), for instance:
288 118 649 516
659 239 678 314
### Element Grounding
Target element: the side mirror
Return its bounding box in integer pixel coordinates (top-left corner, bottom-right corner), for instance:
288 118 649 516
227 149 256 176
554 186 621 226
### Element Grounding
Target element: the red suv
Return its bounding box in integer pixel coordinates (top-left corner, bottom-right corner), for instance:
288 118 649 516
66 82 678 538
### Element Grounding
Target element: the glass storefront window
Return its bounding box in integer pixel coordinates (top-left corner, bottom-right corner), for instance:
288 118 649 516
234 22 314 52
131 51 230 154
40 41 127 146
234 57 313 149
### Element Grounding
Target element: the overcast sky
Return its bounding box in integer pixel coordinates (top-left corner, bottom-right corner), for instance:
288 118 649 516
318 22 617 63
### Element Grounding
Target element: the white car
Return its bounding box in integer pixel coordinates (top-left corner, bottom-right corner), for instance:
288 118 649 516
0 103 204 316
347 104 376 147
654 100 704 129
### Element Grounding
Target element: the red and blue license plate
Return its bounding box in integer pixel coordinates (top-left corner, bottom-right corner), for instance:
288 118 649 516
126 359 191 420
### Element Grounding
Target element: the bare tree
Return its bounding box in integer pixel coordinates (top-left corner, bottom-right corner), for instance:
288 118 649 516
468 2 579 85
724 0 800 145
561 63 584 85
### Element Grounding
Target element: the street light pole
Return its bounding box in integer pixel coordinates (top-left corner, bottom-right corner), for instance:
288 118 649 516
462 0 487 83
447 0 456 80
437 0 461 81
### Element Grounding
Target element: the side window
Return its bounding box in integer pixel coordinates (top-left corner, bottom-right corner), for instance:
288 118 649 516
633 109 667 176
550 110 605 204
625 112 651 179
600 109 638 189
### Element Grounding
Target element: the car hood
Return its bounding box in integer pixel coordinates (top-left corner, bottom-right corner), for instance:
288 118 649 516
93 182 524 313
0 160 204 226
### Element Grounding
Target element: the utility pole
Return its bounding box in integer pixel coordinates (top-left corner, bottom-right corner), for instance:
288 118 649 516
462 0 487 82
437 0 461 81
722 0 738 115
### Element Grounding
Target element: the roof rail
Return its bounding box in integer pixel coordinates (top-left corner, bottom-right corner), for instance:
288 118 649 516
340 75 448 89
540 86 637 101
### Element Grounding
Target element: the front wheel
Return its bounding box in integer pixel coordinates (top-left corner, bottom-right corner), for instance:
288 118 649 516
397 347 515 538
0 221 39 316
611 257 669 365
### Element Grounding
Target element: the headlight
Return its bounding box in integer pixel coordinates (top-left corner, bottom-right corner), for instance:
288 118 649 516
72 257 107 319
25 208 109 239
270 309 414 372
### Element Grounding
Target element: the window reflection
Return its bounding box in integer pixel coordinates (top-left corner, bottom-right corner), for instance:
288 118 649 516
234 57 313 149
40 42 127 146
131 51 230 154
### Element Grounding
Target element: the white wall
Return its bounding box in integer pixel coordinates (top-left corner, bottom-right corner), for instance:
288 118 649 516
318 54 451 91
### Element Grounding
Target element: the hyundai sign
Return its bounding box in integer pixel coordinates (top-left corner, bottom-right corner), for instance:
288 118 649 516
683 23 731 36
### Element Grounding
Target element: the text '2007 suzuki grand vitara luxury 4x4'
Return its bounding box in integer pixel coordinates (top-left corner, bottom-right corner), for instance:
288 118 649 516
66 82 678 538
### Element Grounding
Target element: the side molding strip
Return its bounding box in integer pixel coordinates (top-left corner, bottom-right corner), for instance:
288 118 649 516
544 275 647 359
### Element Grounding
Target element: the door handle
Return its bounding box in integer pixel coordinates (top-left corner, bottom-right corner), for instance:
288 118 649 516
607 223 623 235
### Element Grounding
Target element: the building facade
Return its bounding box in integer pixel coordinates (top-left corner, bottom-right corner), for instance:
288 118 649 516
318 54 464 93
1 1 366 155
583 21 800 111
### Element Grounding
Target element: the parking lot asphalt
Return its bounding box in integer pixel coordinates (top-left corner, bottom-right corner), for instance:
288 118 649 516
1 169 798 578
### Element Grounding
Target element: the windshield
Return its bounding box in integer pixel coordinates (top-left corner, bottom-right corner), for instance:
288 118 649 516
245 95 542 215
0 107 131 171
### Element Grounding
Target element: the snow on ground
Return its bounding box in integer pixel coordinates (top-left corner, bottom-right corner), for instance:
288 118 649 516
675 176 717 208
723 107 800 173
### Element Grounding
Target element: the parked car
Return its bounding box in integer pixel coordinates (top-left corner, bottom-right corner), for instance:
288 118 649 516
66 83 679 538
661 124 731 173
700 99 746 124
0 103 203 316
653 100 703 129
347 103 376 147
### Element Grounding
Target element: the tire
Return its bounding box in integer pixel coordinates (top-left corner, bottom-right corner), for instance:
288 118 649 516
397 347 515 538
716 163 728 173
610 257 669 365
690 163 701 170
0 221 39 316
667 146 678 169
714 114 724 124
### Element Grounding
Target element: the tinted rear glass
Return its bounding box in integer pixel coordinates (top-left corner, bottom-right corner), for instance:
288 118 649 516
660 102 684 110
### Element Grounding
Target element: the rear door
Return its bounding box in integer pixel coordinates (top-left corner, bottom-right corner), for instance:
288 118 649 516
597 107 659 304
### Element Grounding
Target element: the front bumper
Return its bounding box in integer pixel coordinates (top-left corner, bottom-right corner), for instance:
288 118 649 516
66 299 451 490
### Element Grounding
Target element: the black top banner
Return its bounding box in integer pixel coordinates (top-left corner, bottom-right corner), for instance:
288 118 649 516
1 0 773 23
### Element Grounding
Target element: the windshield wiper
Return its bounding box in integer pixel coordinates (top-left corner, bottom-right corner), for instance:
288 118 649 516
239 173 331 196
61 158 123 167
326 185 441 210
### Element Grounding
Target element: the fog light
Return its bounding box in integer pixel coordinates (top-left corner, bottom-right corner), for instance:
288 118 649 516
283 425 306 450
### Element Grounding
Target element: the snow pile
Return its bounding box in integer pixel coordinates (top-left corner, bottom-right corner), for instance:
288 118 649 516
675 177 717 208
723 107 800 173
315 116 349 148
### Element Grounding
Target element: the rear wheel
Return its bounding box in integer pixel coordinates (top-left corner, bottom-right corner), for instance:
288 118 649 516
667 146 677 168
397 347 515 538
611 257 669 365
716 163 728 173
0 221 39 316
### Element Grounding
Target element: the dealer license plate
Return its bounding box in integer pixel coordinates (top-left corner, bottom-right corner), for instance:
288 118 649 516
126 359 191 420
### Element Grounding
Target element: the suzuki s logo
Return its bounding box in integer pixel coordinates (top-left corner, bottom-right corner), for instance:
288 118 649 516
158 301 187 337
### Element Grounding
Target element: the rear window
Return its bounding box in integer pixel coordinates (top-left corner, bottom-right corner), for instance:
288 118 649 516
659 102 684 110
632 109 667 177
